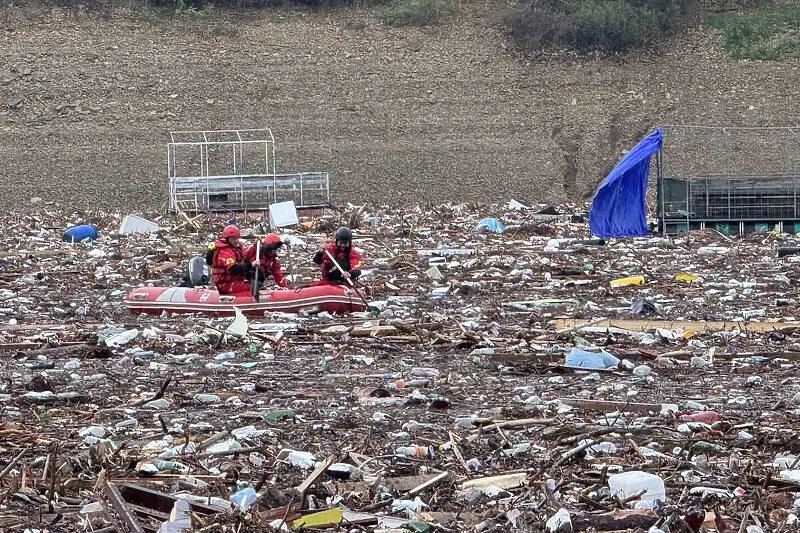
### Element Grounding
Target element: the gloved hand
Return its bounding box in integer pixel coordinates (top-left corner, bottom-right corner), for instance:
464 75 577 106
351 269 362 281
230 263 248 276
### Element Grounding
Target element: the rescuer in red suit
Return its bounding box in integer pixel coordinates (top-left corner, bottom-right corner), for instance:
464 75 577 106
209 225 252 295
245 232 289 289
310 226 362 286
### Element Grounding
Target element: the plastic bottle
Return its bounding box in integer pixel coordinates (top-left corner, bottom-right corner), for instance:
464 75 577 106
608 471 665 507
679 411 720 423
193 394 221 404
395 445 430 459
152 459 190 474
411 367 440 378
62 224 98 243
692 441 727 454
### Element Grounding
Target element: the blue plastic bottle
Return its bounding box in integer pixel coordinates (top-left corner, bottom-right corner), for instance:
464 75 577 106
62 224 98 243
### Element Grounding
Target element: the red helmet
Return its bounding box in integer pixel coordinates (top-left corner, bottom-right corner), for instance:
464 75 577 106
262 232 284 250
222 225 241 238
263 233 281 245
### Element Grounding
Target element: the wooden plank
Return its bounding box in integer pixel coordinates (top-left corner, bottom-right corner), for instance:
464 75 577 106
350 325 398 338
406 471 450 497
553 318 800 333
459 473 528 491
556 316 609 334
296 455 335 494
559 398 667 414
104 481 145 533
0 342 43 350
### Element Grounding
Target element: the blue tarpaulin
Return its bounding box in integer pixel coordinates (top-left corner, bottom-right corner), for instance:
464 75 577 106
589 128 663 237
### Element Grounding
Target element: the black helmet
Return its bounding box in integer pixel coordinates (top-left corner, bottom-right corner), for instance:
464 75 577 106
335 226 352 242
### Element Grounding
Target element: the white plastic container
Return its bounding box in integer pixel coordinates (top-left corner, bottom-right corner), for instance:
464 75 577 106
608 471 666 508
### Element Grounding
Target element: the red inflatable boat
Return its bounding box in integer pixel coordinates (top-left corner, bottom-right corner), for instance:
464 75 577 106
125 285 366 316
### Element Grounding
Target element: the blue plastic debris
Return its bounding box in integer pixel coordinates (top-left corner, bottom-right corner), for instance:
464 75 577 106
476 218 506 233
62 224 98 243
230 486 257 510
565 347 620 370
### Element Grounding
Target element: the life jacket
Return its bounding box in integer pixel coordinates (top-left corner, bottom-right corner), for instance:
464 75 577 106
320 243 362 282
210 239 246 287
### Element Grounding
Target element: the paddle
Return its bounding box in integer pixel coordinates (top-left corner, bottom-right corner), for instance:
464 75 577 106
323 249 376 312
251 238 261 302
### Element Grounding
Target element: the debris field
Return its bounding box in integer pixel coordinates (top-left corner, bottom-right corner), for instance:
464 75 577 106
2 203 800 533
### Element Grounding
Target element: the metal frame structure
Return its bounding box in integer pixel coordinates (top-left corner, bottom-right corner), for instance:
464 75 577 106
167 128 330 212
656 125 800 235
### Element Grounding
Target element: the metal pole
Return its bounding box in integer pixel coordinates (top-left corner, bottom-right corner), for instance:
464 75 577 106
168 144 173 211
656 148 663 234
300 173 304 206
686 178 691 234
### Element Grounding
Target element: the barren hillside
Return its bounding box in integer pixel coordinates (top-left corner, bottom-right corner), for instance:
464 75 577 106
2 2 799 211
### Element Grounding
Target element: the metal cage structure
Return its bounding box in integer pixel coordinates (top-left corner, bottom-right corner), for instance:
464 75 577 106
167 128 330 213
656 125 800 235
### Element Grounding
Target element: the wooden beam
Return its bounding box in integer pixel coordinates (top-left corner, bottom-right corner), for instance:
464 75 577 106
295 455 335 495
559 398 667 414
553 318 800 333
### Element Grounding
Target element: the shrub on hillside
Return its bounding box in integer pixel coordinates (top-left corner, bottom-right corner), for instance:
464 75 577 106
382 0 453 26
707 1 800 60
508 0 689 54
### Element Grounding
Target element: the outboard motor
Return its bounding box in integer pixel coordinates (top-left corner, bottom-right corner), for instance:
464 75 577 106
181 256 210 287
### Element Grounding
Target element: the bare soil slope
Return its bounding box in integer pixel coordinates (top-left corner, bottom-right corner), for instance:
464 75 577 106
2 2 799 210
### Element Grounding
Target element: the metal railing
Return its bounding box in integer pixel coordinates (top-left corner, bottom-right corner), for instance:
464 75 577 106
169 172 330 212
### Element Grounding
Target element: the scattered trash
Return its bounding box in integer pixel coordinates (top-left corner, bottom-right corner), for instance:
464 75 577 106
426 265 444 281
679 411 720 423
225 307 248 338
104 328 139 347
156 499 192 533
778 245 800 258
476 217 506 233
119 214 160 235
277 449 317 469
230 487 257 511
0 204 793 532
459 473 528 491
62 223 98 242
630 298 657 315
564 347 620 370
546 508 572 533
610 275 645 287
293 507 343 528
269 200 299 228
608 471 666 508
